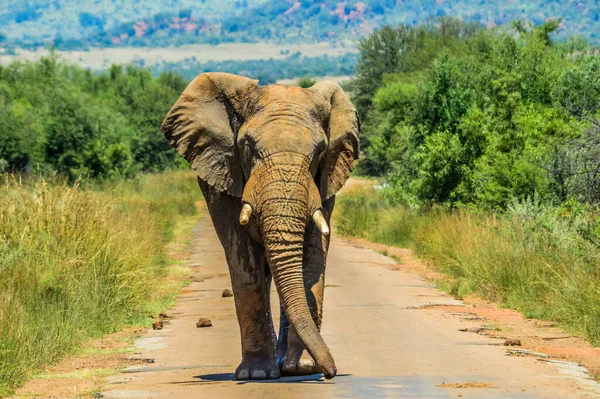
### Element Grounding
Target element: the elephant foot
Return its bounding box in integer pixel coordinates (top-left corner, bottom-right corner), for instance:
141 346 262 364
235 356 280 380
281 348 322 376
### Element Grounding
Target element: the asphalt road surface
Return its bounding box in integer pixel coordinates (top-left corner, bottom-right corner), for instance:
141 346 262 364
99 209 600 399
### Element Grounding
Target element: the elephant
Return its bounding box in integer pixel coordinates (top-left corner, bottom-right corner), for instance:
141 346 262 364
160 72 360 381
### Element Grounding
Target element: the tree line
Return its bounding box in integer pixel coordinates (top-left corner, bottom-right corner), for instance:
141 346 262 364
0 57 186 179
149 52 356 85
352 17 600 209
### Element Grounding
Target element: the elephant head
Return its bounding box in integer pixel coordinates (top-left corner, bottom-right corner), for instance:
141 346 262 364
161 73 359 379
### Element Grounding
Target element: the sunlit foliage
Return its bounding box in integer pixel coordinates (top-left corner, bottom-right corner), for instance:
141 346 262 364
0 55 187 179
355 19 600 209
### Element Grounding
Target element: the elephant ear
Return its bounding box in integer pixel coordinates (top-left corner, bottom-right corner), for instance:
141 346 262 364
309 81 360 201
161 72 258 197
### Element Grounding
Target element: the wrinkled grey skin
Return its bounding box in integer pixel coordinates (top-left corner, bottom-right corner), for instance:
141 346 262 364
161 73 360 380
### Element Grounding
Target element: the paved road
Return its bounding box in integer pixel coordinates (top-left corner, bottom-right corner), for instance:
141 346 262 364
100 210 600 399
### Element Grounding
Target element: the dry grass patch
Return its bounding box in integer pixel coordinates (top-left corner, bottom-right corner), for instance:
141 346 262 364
0 171 199 396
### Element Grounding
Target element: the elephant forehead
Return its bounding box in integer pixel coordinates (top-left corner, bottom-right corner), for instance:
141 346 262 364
242 111 325 149
252 85 327 114
243 101 324 138
242 121 320 152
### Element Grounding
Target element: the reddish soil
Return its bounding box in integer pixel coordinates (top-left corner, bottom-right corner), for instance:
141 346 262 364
14 327 149 398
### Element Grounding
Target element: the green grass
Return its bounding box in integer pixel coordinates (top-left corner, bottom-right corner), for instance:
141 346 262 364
0 170 200 395
335 189 600 345
335 189 422 248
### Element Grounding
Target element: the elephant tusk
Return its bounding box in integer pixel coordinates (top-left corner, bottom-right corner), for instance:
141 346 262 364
312 210 330 236
239 203 253 225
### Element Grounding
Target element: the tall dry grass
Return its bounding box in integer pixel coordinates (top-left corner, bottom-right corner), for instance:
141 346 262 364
335 189 600 345
0 171 199 394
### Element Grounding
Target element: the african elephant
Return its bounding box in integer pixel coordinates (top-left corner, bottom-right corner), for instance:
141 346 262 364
160 73 360 380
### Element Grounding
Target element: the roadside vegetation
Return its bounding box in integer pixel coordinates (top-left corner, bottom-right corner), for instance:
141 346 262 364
0 171 199 395
339 18 600 345
336 189 600 344
0 45 203 395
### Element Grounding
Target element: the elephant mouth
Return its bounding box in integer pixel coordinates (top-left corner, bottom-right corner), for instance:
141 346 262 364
239 203 329 236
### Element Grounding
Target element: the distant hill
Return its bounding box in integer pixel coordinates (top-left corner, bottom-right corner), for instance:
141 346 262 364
1 1 599 50
0 0 269 48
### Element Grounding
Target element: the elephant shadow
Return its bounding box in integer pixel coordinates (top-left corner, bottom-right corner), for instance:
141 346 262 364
195 373 351 384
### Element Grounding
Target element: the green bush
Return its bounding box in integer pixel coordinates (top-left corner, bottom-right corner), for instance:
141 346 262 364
0 56 187 179
356 19 600 210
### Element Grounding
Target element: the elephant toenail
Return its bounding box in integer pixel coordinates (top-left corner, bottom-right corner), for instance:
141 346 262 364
269 369 280 379
251 370 267 379
237 369 250 380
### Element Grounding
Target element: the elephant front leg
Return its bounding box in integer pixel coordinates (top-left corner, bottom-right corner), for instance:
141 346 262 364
230 268 280 380
199 180 279 380
277 198 333 376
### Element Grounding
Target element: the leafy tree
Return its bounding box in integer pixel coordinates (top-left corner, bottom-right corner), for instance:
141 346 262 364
354 25 414 116
357 19 596 209
554 56 600 115
0 55 186 179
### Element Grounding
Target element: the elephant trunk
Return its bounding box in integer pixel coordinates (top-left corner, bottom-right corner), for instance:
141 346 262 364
243 155 336 379
261 189 336 379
